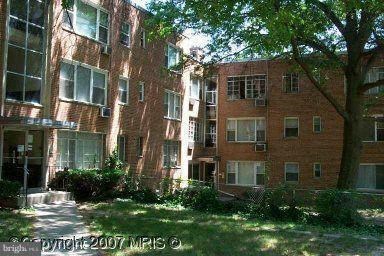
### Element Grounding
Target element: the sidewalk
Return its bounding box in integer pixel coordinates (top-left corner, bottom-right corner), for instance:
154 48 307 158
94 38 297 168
34 201 98 256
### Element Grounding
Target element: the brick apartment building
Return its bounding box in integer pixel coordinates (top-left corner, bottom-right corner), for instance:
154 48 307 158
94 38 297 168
0 0 383 195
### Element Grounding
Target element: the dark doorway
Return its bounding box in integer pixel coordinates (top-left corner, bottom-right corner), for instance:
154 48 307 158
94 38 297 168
204 163 215 185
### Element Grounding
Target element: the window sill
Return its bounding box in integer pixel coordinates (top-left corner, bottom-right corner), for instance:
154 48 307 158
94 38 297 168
62 26 109 46
164 117 182 122
226 141 265 144
363 141 384 143
118 102 129 106
283 136 299 140
163 166 181 170
59 98 106 108
5 99 43 108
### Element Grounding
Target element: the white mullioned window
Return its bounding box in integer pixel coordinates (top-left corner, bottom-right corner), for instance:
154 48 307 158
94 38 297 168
283 73 299 93
120 22 130 46
188 163 200 180
313 163 322 178
365 67 384 95
227 161 265 186
284 117 299 138
164 90 181 120
118 77 129 104
226 118 266 142
313 116 322 133
140 28 146 48
57 131 103 170
62 0 109 44
189 118 202 142
227 75 267 100
362 118 384 142
6 0 46 104
165 44 181 69
190 78 202 100
59 60 107 106
163 140 180 167
285 162 299 182
357 164 384 190
117 136 126 162
138 82 145 102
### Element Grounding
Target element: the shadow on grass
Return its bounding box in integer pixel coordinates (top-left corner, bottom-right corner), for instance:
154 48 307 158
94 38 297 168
0 209 33 242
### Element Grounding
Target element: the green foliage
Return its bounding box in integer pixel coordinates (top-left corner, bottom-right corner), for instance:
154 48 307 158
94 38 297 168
0 180 21 198
315 189 361 226
104 148 124 170
48 169 126 201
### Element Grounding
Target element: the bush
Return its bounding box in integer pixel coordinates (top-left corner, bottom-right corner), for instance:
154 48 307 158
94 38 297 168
0 180 21 198
48 169 126 201
130 188 160 204
170 185 220 211
315 189 361 226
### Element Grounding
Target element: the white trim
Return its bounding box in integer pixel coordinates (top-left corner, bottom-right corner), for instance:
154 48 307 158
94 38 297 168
118 76 129 105
284 117 299 138
226 161 265 186
313 162 322 178
117 135 126 162
313 116 322 133
120 22 131 47
138 81 145 102
282 72 299 93
164 90 181 121
226 117 266 143
284 162 299 182
140 28 146 48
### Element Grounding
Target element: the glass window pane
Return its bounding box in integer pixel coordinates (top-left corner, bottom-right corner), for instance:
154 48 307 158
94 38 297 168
169 93 175 118
9 18 26 47
76 66 91 102
60 63 74 99
92 87 105 105
6 72 24 101
238 162 254 185
227 173 236 184
7 45 25 74
357 165 376 189
362 119 375 141
27 25 43 52
25 77 41 103
10 0 27 20
29 0 45 26
26 51 42 77
99 26 108 43
237 120 255 141
76 1 97 39
100 11 108 26
286 118 298 128
93 72 105 88
119 90 127 103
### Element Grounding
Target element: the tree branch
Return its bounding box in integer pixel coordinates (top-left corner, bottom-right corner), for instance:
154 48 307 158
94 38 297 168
359 79 384 94
291 38 349 121
311 0 346 36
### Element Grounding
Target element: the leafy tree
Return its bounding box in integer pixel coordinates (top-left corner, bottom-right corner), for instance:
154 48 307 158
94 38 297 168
147 0 384 189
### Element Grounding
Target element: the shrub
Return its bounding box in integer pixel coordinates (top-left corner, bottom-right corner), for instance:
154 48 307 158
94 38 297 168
104 148 124 170
0 180 21 198
315 189 361 226
173 185 220 211
48 169 126 201
130 188 160 204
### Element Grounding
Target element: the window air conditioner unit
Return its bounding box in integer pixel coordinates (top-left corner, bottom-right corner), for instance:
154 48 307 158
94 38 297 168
255 97 266 107
101 45 112 55
100 107 111 118
255 142 267 152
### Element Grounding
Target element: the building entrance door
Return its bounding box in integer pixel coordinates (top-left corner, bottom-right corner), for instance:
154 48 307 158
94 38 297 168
2 130 44 188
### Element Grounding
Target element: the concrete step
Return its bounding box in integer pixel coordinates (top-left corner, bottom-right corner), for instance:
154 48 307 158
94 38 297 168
18 191 72 207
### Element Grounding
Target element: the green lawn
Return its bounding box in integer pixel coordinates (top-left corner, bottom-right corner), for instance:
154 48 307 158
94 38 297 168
79 200 384 256
0 209 34 242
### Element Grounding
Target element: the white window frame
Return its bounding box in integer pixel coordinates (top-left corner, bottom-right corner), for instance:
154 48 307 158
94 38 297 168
285 162 299 182
363 116 384 142
282 73 299 93
226 118 266 142
188 162 200 180
189 118 202 142
164 90 181 121
138 81 145 102
364 67 384 95
163 140 180 168
59 59 108 106
117 135 126 162
120 22 130 47
313 163 322 178
226 161 266 186
62 0 110 44
140 28 146 48
118 76 129 105
190 78 202 100
284 117 299 138
227 75 267 100
165 43 181 69
137 136 144 157
313 116 322 133
357 163 384 191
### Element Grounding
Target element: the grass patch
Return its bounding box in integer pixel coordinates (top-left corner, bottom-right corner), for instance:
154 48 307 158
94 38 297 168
79 200 384 256
0 209 34 242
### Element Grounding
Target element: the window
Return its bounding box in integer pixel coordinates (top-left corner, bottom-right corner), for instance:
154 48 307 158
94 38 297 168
164 90 181 120
62 0 109 44
283 73 299 93
365 67 384 95
165 44 180 69
6 0 45 104
118 78 129 104
138 82 144 102
190 78 202 100
163 140 180 167
285 163 299 182
227 118 266 142
205 121 217 147
57 131 103 170
117 136 126 162
226 161 265 186
140 28 146 48
227 75 266 100
357 164 384 190
314 163 322 178
188 163 200 180
313 116 322 133
205 79 217 105
284 117 299 138
137 137 143 157
362 118 384 142
59 61 107 105
120 22 130 46
189 118 201 142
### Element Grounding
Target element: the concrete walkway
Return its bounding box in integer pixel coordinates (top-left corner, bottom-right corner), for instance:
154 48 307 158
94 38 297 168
34 201 98 256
